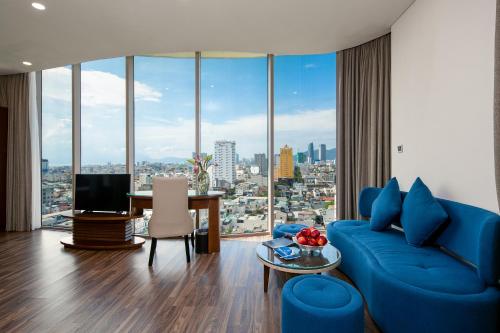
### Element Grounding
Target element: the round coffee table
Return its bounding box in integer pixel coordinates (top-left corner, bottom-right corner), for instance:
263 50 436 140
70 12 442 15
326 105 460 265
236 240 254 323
256 243 341 292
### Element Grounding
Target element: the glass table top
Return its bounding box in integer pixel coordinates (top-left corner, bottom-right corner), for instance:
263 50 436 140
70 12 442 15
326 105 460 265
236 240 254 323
256 243 341 273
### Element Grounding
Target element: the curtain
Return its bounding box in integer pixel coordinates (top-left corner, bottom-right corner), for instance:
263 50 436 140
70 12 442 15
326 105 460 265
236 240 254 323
336 34 391 220
495 0 500 210
0 73 33 231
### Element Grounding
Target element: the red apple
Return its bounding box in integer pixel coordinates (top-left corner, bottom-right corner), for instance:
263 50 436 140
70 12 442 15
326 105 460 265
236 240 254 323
295 232 302 239
310 229 320 238
300 228 311 237
297 236 308 245
308 238 318 246
317 236 328 246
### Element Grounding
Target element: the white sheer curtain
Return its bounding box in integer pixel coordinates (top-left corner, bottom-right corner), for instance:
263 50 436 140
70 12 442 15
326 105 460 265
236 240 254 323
29 72 41 230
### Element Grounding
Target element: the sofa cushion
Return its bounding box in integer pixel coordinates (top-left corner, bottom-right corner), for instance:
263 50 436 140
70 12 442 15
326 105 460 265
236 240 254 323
401 177 448 247
370 177 402 231
327 221 485 295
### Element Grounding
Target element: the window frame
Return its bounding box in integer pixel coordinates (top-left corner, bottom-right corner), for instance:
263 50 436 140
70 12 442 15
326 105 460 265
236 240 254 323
40 52 336 235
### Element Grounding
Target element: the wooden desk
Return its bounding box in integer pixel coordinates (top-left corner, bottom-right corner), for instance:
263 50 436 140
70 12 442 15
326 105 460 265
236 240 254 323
128 191 223 253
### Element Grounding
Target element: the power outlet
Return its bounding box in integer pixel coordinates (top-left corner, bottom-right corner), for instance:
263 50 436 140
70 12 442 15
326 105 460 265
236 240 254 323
397 145 404 153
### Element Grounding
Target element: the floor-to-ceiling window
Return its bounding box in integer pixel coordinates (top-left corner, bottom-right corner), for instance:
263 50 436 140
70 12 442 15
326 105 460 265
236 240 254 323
40 52 336 234
41 66 73 228
81 57 126 174
133 54 196 234
274 53 336 229
201 53 268 235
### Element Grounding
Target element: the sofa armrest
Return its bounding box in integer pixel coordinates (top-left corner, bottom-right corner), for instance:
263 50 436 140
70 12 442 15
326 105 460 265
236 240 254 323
478 215 500 286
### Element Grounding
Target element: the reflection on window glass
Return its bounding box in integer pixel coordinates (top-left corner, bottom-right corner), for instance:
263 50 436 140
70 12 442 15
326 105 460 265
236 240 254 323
133 55 195 234
201 53 268 235
274 53 337 230
81 57 126 174
41 66 73 228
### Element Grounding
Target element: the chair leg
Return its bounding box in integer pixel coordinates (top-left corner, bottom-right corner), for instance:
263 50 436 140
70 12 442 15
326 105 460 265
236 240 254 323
184 235 191 263
191 231 195 248
148 237 157 266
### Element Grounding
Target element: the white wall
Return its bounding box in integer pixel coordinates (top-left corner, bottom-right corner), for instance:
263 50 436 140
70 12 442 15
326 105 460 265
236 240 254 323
391 0 498 213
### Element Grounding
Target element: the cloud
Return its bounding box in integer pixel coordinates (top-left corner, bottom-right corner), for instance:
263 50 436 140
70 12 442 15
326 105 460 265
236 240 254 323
304 63 318 69
135 81 162 102
42 67 335 165
135 109 336 161
42 67 162 107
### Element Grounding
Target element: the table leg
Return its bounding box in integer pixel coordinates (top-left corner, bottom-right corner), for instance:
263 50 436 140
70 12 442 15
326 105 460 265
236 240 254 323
263 265 270 293
195 209 200 229
130 199 144 217
207 198 220 253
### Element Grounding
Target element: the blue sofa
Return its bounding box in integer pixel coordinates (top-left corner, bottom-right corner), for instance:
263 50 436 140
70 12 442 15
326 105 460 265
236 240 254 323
327 187 500 333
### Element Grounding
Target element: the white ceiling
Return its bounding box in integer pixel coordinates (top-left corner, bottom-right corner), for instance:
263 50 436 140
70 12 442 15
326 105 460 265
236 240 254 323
0 0 414 74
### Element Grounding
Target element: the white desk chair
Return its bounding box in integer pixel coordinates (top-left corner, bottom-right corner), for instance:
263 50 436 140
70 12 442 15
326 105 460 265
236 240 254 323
148 177 194 265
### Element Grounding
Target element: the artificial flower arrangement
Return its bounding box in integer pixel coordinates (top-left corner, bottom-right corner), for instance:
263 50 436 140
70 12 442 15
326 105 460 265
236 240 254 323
187 154 213 194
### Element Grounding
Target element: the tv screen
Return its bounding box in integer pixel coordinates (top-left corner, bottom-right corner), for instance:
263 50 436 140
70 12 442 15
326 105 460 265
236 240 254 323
75 174 131 212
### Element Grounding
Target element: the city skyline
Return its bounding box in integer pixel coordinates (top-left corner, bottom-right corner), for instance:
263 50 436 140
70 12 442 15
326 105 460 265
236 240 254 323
41 139 335 169
42 53 336 166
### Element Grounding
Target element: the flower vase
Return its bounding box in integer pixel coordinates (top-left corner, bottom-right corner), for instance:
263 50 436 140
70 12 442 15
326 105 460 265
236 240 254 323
197 171 210 195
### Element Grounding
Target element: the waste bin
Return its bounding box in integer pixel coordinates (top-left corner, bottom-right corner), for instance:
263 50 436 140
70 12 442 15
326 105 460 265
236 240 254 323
195 228 208 254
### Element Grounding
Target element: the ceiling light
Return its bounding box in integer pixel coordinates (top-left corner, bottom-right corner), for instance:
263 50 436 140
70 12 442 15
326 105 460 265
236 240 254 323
22 61 32 66
32 2 46 10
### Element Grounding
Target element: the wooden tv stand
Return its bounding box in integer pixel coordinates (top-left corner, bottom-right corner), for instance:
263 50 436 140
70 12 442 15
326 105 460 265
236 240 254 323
60 212 145 250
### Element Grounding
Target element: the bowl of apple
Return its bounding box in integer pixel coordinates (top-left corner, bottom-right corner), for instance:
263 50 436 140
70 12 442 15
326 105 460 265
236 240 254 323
293 227 328 255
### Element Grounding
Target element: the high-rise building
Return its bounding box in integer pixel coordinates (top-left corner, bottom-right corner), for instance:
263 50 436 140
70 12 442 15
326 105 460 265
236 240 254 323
307 142 314 164
213 140 236 187
254 153 268 176
279 145 294 179
297 152 306 164
41 159 49 173
319 144 327 162
42 184 54 209
273 153 280 179
274 153 280 166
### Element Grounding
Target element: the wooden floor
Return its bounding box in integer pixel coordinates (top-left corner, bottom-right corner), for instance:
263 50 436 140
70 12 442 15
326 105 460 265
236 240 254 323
0 230 380 333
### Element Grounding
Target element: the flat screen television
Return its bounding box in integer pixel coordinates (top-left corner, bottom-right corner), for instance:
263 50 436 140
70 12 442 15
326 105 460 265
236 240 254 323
74 174 131 212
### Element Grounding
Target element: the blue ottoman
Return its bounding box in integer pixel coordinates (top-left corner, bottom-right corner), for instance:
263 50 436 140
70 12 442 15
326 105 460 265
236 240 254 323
273 224 307 239
282 275 363 333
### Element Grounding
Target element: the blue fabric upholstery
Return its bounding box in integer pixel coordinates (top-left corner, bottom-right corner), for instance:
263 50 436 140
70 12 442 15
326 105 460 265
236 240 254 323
359 187 389 218
370 177 402 231
328 188 500 333
401 177 448 247
272 223 307 239
282 275 363 333
358 187 500 285
434 199 500 286
328 222 485 294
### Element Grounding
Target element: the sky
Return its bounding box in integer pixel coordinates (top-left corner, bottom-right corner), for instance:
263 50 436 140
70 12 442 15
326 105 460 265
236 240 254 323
42 53 336 166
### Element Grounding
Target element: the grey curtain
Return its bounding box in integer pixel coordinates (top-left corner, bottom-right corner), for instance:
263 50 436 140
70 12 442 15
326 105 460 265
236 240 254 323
0 73 32 231
495 0 500 210
336 34 391 220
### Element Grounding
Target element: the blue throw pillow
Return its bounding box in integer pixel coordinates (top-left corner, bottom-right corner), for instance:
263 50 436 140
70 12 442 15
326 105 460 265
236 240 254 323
401 177 448 247
370 177 401 231
370 177 402 231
